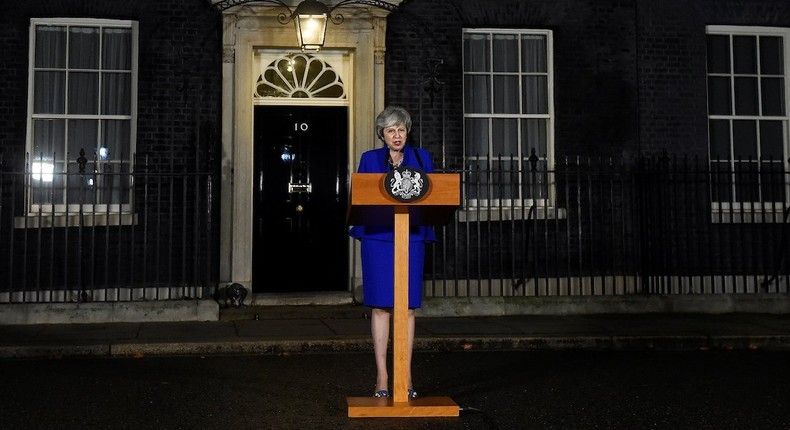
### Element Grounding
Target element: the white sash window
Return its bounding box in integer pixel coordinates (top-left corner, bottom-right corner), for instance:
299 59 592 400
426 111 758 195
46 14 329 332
26 18 138 215
462 29 555 209
706 26 790 213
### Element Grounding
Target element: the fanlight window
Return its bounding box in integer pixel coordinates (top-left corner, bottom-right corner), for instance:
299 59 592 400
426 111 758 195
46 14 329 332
255 53 346 99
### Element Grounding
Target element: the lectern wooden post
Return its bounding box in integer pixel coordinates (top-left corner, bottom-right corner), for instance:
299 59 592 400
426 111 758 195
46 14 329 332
346 172 460 418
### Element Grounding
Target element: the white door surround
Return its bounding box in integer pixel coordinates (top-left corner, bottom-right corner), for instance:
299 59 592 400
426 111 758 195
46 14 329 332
213 1 401 294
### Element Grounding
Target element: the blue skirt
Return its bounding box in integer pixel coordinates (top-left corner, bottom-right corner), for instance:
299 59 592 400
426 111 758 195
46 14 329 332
360 238 425 309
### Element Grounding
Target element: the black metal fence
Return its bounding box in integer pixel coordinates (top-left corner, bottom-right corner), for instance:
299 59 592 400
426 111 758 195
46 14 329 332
426 155 790 298
0 152 217 303
2 151 788 303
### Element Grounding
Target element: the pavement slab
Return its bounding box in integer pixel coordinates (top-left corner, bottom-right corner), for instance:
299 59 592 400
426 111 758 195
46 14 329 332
3 306 790 359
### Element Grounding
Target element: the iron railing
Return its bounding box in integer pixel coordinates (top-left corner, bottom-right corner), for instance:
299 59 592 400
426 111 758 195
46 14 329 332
0 152 217 303
426 155 790 297
2 151 789 303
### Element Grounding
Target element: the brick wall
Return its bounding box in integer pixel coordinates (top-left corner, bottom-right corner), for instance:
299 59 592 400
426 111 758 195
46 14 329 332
386 0 640 166
0 0 223 170
387 0 790 164
636 0 790 158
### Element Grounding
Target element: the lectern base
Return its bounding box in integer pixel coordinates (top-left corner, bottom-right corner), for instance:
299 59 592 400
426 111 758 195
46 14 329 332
347 396 459 418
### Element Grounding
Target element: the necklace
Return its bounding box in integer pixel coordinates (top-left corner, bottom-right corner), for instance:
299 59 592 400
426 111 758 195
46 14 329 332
387 150 403 169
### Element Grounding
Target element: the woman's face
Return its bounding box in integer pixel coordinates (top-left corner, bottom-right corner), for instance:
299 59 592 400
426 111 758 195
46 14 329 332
382 123 407 152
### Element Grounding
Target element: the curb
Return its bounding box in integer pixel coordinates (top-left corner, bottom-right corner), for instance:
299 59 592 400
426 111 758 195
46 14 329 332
5 334 790 359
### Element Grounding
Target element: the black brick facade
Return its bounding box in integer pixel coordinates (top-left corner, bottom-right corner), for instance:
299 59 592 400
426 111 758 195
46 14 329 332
1 0 790 294
2 0 788 190
385 0 790 165
0 0 223 169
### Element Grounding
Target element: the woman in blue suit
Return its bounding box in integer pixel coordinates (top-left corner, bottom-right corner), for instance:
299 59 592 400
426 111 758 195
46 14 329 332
349 106 435 399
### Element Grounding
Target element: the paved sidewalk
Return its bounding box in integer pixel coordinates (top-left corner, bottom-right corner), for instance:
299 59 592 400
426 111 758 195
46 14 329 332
2 305 790 359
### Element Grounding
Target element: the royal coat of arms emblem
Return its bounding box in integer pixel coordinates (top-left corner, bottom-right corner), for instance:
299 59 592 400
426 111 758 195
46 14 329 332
384 166 430 203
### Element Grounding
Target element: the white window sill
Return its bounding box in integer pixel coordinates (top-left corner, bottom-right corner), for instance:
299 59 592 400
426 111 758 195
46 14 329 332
711 209 789 224
14 213 139 228
458 207 566 222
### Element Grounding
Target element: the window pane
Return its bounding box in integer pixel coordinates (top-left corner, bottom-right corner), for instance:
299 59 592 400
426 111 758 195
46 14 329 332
761 77 785 116
493 75 518 113
30 162 65 205
732 120 757 159
761 161 784 202
34 71 66 114
493 34 518 72
262 69 288 97
760 36 783 75
706 34 730 74
711 161 733 203
521 35 547 73
35 25 66 68
523 76 548 114
463 33 489 72
734 161 759 202
101 73 131 115
524 160 548 199
67 119 99 157
33 119 66 159
733 35 757 74
102 28 132 70
302 55 317 82
707 76 731 115
522 118 547 157
466 166 491 200
101 120 131 160
67 162 95 205
464 75 490 113
492 118 518 157
98 162 116 204
465 118 489 158
734 77 758 115
760 120 784 159
708 119 730 159
68 72 99 114
313 68 339 93
490 157 514 200
69 27 100 70
96 162 130 204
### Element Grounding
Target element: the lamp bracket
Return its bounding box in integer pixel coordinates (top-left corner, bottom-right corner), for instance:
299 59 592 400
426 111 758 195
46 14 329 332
329 0 398 12
213 0 294 21
213 0 399 17
326 0 398 25
211 0 400 51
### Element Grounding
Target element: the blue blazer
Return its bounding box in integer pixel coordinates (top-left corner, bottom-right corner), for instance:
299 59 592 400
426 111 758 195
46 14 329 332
349 143 437 243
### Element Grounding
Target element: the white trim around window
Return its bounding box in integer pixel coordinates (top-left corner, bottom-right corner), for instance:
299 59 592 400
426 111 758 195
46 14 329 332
23 18 139 224
462 28 556 214
706 25 790 217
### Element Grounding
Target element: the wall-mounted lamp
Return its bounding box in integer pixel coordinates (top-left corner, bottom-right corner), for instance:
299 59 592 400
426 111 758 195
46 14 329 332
213 0 399 52
293 0 330 52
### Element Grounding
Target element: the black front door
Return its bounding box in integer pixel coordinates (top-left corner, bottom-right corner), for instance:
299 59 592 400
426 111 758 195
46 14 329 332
253 106 349 293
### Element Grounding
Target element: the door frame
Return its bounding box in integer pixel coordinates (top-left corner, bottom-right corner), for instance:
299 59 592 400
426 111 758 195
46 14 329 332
216 4 400 301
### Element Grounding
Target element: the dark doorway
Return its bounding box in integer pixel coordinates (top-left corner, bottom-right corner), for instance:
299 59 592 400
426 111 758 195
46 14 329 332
253 106 349 293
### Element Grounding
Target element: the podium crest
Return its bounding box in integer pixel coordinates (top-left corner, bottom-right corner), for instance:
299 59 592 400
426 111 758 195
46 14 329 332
385 166 430 202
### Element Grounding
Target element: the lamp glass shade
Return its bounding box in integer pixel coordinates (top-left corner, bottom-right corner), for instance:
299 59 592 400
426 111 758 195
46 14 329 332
295 13 327 52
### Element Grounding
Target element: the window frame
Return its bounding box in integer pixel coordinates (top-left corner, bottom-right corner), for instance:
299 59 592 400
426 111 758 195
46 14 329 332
25 17 139 216
462 28 556 210
706 25 790 214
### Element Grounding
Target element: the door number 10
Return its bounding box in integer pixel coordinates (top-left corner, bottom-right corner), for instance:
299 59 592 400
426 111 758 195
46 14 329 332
294 122 309 131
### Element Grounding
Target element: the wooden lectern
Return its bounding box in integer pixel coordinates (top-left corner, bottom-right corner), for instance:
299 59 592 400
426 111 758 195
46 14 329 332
346 172 461 418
